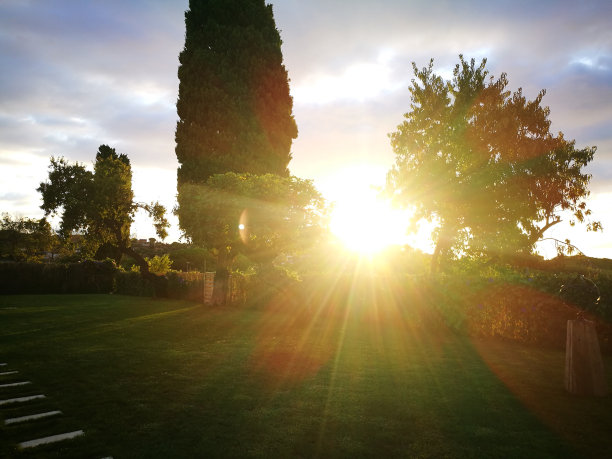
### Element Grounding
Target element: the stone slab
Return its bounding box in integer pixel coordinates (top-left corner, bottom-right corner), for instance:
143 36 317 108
0 371 18 376
0 381 31 388
19 430 84 449
5 410 62 425
0 394 45 406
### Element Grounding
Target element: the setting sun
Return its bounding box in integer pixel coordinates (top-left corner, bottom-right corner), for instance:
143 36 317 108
321 165 408 254
322 164 435 255
330 194 408 254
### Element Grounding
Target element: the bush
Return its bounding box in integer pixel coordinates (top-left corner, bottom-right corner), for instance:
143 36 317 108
147 254 173 275
428 268 612 351
166 271 204 302
115 270 154 296
0 260 115 294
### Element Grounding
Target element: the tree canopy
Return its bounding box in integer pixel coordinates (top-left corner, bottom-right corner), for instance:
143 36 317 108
0 214 56 262
175 0 304 303
177 172 324 303
386 56 599 271
38 145 170 293
175 0 297 186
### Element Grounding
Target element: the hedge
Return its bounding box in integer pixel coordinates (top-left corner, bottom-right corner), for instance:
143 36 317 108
0 260 115 294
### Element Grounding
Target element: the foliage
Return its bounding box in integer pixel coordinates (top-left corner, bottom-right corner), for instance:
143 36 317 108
428 268 612 349
39 146 168 249
0 213 57 261
168 246 215 272
175 0 297 185
0 260 115 294
146 254 173 275
387 56 599 271
175 1 301 304
176 172 325 303
178 173 323 262
38 145 170 295
115 270 155 296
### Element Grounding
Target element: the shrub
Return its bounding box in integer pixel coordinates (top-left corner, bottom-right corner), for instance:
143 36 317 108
428 268 612 351
147 254 173 275
115 270 154 296
0 260 114 294
166 271 203 302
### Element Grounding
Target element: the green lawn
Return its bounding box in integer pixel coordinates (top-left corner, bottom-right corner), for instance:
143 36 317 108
1 293 611 458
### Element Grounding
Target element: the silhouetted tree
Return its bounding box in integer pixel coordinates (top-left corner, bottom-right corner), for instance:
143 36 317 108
387 56 600 272
38 145 170 295
175 0 297 185
175 0 299 302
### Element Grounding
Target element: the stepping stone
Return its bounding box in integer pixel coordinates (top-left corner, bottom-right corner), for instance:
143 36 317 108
0 363 7 366
0 394 45 406
0 371 18 376
19 430 84 449
5 410 62 425
0 381 31 388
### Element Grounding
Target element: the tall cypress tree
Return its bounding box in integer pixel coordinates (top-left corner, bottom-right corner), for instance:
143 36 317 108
175 0 297 186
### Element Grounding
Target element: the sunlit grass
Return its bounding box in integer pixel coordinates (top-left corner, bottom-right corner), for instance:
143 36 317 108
1 293 611 458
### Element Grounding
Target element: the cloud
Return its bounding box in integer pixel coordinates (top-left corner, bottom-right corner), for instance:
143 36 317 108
0 0 185 166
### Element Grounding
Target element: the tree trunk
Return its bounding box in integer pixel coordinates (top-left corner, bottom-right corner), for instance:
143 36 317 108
121 245 168 298
211 247 230 305
431 225 452 274
431 240 443 274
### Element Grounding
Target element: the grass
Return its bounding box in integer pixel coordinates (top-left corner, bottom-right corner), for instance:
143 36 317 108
0 292 611 458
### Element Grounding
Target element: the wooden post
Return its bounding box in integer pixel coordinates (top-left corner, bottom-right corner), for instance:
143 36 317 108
565 319 609 396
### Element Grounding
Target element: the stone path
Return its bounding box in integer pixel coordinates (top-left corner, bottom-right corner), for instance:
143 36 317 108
0 361 112 457
5 410 62 425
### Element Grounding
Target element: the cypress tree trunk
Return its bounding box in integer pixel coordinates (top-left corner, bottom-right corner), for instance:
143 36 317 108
211 247 230 305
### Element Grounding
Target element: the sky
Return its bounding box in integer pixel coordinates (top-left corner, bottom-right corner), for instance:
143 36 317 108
1 0 611 258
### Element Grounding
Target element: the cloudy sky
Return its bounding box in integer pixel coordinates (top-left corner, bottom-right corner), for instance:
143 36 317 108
1 0 611 257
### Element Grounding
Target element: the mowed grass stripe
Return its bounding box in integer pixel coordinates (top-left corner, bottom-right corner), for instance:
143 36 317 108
0 293 611 458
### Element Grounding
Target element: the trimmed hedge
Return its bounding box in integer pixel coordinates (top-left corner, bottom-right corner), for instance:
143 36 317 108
0 260 115 294
114 271 155 297
0 261 246 304
428 271 612 352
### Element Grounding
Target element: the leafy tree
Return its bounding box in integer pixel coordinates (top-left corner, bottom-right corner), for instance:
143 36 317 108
177 173 324 304
38 145 170 294
387 56 600 272
0 214 57 262
175 0 297 185
168 246 215 272
175 0 301 302
146 254 173 275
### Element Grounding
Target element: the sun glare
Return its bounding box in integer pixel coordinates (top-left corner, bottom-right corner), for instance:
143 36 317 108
322 165 409 254
323 165 436 255
330 195 409 254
